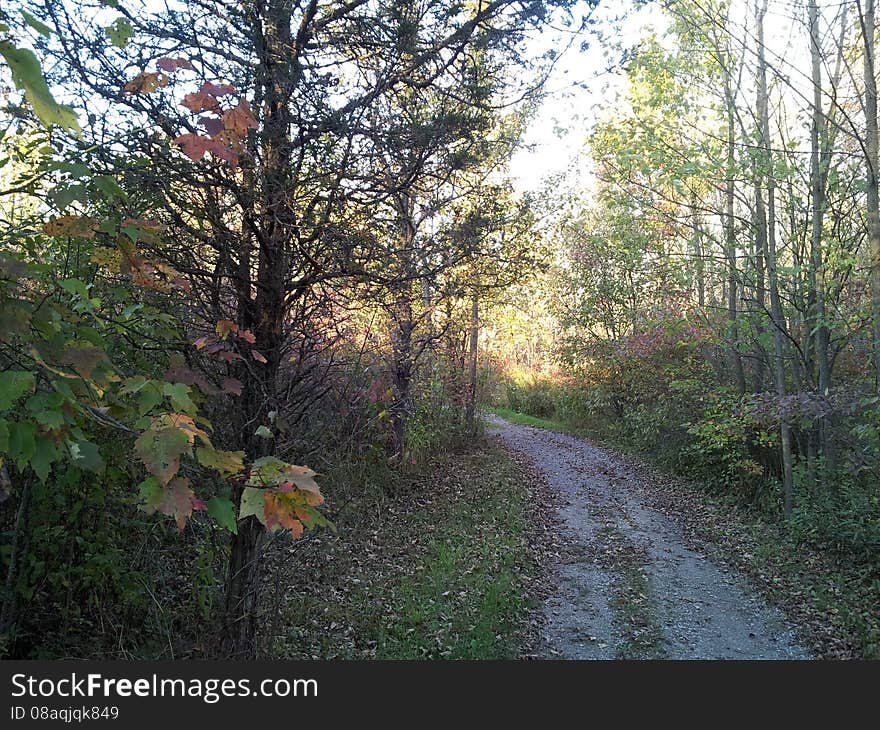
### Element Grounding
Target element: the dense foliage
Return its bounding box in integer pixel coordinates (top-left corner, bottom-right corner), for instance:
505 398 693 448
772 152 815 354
0 0 593 658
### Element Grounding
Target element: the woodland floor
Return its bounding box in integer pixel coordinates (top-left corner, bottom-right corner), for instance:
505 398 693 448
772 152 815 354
487 413 810 659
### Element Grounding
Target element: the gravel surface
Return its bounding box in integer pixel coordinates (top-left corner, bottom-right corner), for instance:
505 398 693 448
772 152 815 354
487 414 810 660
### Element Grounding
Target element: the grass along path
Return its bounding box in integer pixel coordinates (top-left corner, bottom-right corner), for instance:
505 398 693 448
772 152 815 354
267 441 538 659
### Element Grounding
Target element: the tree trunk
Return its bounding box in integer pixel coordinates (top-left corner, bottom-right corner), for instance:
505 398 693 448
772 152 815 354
465 294 479 433
757 0 795 518
863 0 880 393
222 0 294 657
390 195 417 460
723 63 746 395
808 0 834 467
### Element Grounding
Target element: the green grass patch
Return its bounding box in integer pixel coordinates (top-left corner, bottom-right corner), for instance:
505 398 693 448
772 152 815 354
272 443 536 659
487 406 576 435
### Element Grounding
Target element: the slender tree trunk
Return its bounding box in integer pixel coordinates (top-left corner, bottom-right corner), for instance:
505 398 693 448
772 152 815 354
862 0 880 393
752 177 769 393
391 195 417 460
808 0 834 468
757 0 795 517
465 294 479 433
723 67 746 395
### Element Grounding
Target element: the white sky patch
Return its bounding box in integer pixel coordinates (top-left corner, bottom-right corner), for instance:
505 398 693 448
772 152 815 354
509 0 857 196
510 0 668 194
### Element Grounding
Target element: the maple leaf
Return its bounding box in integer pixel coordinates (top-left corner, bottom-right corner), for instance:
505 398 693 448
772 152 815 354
196 447 245 477
222 99 257 137
216 319 239 337
206 138 239 166
143 476 200 530
173 132 211 162
90 247 122 272
123 71 169 94
221 377 243 396
201 116 224 136
163 413 212 447
60 344 109 379
263 490 304 537
43 215 98 238
285 465 324 503
134 419 191 485
207 496 237 533
173 133 239 166
182 90 220 113
164 359 218 395
201 81 235 96
239 486 266 523
156 56 193 72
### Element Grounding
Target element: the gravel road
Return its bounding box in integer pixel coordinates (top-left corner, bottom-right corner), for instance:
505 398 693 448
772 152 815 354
487 414 809 660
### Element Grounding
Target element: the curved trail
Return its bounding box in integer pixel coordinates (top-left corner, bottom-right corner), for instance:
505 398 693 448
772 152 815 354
487 415 808 660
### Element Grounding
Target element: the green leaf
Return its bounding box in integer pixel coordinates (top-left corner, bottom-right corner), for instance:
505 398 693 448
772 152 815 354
255 425 273 439
9 421 36 469
50 184 87 211
134 420 191 485
163 382 195 414
69 439 104 473
247 455 295 486
239 487 266 524
0 41 80 133
0 371 35 410
105 18 133 48
21 10 53 37
138 475 162 510
31 436 59 482
196 447 245 477
207 496 237 533
0 419 8 452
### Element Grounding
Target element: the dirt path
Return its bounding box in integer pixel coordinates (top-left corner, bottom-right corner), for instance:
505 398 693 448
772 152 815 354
487 415 809 660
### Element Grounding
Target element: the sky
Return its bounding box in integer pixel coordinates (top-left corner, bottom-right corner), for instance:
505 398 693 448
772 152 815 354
508 0 668 194
508 0 853 196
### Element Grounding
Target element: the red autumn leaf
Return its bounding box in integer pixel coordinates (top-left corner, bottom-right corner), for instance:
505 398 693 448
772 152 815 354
221 377 243 396
173 132 212 162
157 477 198 530
251 350 267 363
156 56 194 72
201 81 235 96
164 360 218 395
206 138 238 166
182 91 220 113
237 329 256 344
201 116 224 136
222 99 258 137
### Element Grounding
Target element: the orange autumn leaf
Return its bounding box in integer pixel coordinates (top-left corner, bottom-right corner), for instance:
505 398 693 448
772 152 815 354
222 99 257 137
123 71 169 94
43 215 99 238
